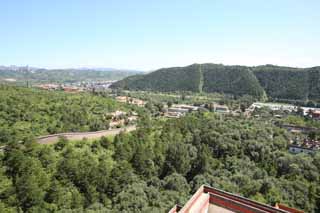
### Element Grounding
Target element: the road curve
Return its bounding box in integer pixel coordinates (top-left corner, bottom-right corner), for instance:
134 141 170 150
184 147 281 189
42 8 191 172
37 125 136 145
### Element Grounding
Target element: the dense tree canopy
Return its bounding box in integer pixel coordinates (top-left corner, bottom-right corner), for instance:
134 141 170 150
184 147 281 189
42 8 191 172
112 65 201 92
1 111 320 212
0 85 127 145
1 84 320 212
202 64 265 98
111 63 320 101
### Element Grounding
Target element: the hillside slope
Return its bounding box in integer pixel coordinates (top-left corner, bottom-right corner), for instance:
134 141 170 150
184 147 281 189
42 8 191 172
253 65 320 101
112 64 201 92
253 65 309 100
202 64 265 98
111 64 320 101
111 64 265 98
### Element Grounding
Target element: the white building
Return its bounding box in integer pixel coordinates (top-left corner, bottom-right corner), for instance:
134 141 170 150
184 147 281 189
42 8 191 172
249 102 297 112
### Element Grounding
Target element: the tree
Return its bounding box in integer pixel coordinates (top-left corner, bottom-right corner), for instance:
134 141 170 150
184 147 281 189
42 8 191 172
14 157 49 211
163 141 197 176
113 182 149 212
163 173 190 195
45 180 84 210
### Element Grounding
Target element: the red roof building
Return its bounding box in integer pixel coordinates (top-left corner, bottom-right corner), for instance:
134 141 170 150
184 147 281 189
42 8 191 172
311 110 320 119
169 185 304 213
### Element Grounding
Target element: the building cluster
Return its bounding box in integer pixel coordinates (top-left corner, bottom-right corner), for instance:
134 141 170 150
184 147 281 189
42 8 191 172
80 81 115 91
115 96 146 107
247 102 297 113
247 102 320 120
211 103 230 114
169 185 303 213
165 104 200 118
37 84 81 93
289 139 320 154
165 103 230 118
107 110 138 129
36 81 116 93
36 84 60 90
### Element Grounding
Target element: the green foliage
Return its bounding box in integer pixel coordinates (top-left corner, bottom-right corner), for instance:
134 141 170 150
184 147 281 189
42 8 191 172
0 85 124 145
282 115 320 129
1 98 320 211
202 64 265 98
112 64 264 98
253 65 309 100
112 64 320 101
112 64 201 92
254 65 320 101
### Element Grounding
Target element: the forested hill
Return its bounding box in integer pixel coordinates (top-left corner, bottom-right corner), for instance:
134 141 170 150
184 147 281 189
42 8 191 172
112 64 202 92
201 64 265 98
111 63 320 101
253 65 320 101
111 64 264 98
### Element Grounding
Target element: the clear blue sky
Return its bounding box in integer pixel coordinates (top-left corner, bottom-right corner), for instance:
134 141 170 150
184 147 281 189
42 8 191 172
1 0 319 70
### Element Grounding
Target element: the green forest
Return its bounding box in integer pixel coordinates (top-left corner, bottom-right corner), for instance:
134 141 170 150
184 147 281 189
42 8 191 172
202 64 265 98
112 65 201 92
0 85 127 145
1 85 320 212
1 112 320 212
111 63 320 102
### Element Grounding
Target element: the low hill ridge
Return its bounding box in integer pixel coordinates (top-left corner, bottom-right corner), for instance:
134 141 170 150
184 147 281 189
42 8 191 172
111 63 320 101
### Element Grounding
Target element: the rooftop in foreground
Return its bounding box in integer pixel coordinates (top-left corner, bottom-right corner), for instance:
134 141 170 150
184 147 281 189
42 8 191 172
169 185 304 213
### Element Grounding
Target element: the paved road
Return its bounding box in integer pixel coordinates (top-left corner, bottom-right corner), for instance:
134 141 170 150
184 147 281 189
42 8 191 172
37 125 136 145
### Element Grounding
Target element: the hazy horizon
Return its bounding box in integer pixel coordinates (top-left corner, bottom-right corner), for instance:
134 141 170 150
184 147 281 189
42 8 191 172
1 61 319 72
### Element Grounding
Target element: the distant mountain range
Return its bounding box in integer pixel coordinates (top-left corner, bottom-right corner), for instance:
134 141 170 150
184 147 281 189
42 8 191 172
0 66 143 83
77 67 142 72
111 63 320 102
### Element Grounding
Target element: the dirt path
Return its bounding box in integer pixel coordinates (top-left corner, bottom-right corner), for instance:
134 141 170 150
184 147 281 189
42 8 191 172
198 64 204 93
37 125 136 145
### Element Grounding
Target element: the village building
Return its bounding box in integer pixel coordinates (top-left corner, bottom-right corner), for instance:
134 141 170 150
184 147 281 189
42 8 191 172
212 104 230 113
130 98 146 107
37 83 60 90
249 102 296 112
300 107 320 116
62 86 81 93
165 104 199 118
166 111 185 118
169 185 303 213
107 111 127 129
289 139 320 154
37 84 82 93
115 96 146 107
168 107 189 114
279 124 318 134
115 96 128 103
310 110 320 120
173 104 199 111
107 110 138 129
110 110 127 118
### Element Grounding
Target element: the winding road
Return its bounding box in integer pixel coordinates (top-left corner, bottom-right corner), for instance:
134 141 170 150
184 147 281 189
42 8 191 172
37 125 136 145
